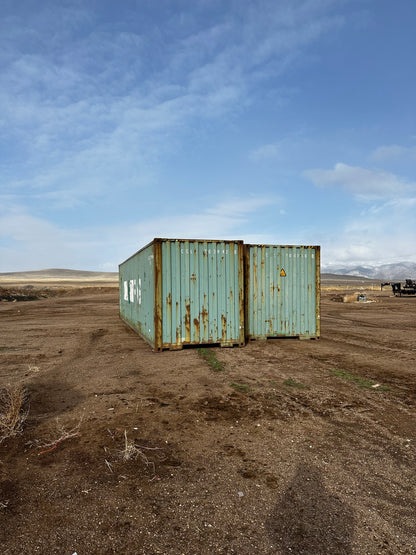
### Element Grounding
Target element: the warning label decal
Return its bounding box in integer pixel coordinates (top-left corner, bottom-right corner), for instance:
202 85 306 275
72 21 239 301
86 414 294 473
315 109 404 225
280 269 286 277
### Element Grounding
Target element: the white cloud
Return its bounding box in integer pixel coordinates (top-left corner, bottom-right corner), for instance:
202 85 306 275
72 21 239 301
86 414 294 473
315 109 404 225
0 209 81 271
113 195 278 257
0 211 57 242
0 196 278 272
370 144 416 162
304 162 415 199
303 162 416 264
320 197 416 266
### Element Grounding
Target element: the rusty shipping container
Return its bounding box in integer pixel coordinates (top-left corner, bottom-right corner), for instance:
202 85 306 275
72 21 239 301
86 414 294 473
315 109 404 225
244 245 320 340
119 238 245 350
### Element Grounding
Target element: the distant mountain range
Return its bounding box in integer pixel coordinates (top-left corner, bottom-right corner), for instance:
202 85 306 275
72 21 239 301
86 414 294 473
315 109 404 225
322 262 416 281
1 263 415 283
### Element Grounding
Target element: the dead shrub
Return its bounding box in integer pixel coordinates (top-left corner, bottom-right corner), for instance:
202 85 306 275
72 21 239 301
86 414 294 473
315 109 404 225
37 419 82 455
120 430 163 474
0 386 29 443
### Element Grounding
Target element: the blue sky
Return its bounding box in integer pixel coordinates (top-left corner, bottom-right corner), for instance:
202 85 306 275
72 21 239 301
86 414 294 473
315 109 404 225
1 0 415 272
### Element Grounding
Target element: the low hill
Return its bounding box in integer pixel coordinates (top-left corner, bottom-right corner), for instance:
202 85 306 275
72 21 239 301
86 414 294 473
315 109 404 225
0 268 395 290
0 268 118 285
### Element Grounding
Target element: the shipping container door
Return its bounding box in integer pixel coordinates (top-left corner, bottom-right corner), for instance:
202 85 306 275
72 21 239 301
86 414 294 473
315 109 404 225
246 245 319 339
160 239 244 348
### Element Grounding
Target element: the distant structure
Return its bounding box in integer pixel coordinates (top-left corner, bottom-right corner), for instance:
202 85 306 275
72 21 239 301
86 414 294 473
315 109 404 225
381 279 416 296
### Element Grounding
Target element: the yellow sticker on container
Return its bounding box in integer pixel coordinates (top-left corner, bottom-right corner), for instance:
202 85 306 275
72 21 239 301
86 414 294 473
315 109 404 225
280 269 286 277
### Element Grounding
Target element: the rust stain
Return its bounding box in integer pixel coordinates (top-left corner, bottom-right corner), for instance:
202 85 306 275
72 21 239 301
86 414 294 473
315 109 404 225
253 261 258 291
166 292 172 323
201 305 208 339
193 317 200 338
184 302 191 342
221 314 227 342
239 263 244 344
190 273 197 281
175 302 180 344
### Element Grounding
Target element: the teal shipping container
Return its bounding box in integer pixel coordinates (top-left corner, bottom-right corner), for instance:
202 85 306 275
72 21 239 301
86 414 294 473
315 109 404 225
119 238 245 351
244 245 320 340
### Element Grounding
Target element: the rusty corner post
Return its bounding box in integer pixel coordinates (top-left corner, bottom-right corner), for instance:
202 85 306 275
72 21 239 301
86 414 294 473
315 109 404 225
315 245 321 338
238 242 245 346
153 238 163 351
243 243 250 345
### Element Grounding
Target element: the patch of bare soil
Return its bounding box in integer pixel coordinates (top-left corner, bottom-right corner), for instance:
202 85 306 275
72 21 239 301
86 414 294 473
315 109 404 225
0 285 117 302
0 287 415 554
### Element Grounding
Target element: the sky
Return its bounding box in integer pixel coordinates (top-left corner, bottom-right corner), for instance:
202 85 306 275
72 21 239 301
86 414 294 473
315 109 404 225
1 0 415 272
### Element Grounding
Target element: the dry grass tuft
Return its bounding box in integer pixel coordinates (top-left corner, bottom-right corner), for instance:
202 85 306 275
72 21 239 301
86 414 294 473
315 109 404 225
0 386 29 443
343 293 360 303
120 430 162 474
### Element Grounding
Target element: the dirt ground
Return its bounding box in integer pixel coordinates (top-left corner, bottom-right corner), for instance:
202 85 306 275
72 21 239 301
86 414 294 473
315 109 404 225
0 284 415 554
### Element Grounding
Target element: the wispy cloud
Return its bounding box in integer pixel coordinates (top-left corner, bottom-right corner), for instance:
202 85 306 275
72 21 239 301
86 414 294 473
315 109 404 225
249 143 282 162
303 162 415 200
370 144 416 162
5 1 411 273
0 195 277 271
1 1 345 209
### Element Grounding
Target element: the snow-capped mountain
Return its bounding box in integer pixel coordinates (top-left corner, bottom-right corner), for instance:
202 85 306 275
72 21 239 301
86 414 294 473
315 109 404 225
322 262 416 281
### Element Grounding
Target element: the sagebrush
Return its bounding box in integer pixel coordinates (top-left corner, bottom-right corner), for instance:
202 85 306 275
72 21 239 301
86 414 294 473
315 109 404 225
0 386 29 443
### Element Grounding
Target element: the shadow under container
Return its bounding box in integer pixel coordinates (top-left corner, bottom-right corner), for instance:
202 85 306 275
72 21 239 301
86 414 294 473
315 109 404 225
244 244 320 340
119 238 245 351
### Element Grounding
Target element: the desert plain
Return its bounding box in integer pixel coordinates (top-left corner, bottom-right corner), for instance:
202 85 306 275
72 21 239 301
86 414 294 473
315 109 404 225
0 272 415 554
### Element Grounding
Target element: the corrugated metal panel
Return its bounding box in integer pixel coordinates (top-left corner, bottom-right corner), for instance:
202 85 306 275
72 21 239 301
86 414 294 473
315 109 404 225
119 238 245 350
119 241 156 348
245 245 320 340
